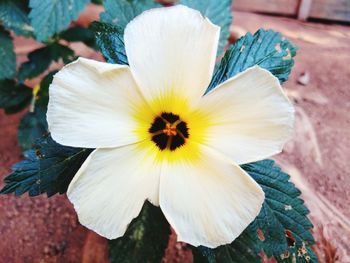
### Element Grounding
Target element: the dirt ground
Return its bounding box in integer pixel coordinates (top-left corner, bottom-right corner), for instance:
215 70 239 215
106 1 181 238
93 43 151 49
0 7 349 263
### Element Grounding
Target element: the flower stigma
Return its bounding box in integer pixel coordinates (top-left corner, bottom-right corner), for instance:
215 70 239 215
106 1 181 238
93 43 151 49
163 123 177 136
149 112 189 151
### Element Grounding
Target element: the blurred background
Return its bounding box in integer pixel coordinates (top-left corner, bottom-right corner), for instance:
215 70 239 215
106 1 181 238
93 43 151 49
0 0 349 262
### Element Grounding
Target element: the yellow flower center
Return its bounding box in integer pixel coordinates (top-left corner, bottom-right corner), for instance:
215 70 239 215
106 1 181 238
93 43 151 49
131 95 212 163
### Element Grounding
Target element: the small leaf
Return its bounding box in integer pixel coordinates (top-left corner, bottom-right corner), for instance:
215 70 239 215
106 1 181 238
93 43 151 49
18 43 75 82
208 29 297 92
179 0 232 56
0 79 32 111
36 71 56 107
0 0 33 37
0 135 92 197
100 0 161 28
18 106 48 151
0 26 16 80
29 0 90 42
109 202 171 263
90 21 128 65
60 26 96 48
17 72 55 151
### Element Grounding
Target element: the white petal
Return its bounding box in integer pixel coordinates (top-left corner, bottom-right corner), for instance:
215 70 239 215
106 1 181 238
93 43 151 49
197 66 295 164
67 143 160 239
159 144 264 248
47 57 149 148
124 5 220 109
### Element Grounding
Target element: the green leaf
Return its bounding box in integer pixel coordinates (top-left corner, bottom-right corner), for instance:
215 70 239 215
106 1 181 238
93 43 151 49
18 106 48 151
91 0 103 5
215 231 261 263
242 160 316 262
0 0 33 36
17 72 54 151
18 43 75 82
0 26 16 80
191 160 316 263
91 0 103 4
0 135 92 197
36 71 56 108
192 231 260 263
3 99 31 114
60 26 96 48
29 0 90 42
90 21 128 65
100 0 161 28
208 29 297 92
178 0 232 56
0 79 32 111
192 246 216 263
109 202 170 263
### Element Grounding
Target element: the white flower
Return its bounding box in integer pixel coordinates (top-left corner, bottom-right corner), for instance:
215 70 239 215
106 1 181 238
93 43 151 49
47 5 294 248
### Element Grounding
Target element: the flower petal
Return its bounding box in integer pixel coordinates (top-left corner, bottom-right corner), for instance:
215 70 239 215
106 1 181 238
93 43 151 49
47 57 149 148
197 66 295 164
67 142 160 239
159 144 264 248
124 5 220 109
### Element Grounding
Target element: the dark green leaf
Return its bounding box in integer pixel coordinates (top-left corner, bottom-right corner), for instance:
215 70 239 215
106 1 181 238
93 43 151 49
0 26 16 80
192 231 260 263
36 71 56 107
215 231 261 263
100 0 161 28
0 79 32 111
242 160 315 262
18 106 48 151
109 202 170 263
29 0 90 41
179 0 233 56
91 0 103 4
3 98 32 114
60 26 96 48
0 135 92 197
17 72 55 151
0 0 33 36
208 29 297 92
90 21 128 64
18 43 75 82
192 246 216 263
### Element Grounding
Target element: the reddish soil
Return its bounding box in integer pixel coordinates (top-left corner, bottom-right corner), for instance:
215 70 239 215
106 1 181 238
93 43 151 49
1 6 350 263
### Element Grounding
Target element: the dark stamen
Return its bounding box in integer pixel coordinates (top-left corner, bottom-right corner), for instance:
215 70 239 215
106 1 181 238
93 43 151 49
170 134 186 151
149 117 165 133
151 133 168 150
161 112 179 123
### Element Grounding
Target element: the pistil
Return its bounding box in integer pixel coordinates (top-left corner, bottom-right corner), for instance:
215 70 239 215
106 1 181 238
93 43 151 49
163 123 177 136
